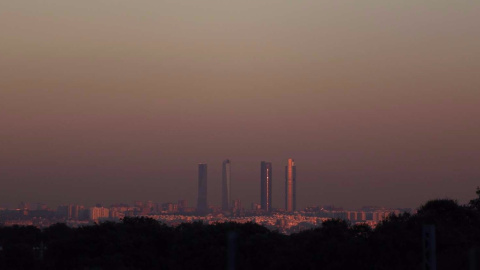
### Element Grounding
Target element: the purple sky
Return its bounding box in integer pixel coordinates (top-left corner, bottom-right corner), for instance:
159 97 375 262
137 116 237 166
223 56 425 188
1 1 479 209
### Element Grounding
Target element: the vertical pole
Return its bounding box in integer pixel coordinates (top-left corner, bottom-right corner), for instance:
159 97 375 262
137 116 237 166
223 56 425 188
40 241 44 261
422 225 436 270
469 247 477 270
228 232 237 270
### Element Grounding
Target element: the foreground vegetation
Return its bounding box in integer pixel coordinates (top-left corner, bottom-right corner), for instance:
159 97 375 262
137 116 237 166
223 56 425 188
2 189 480 269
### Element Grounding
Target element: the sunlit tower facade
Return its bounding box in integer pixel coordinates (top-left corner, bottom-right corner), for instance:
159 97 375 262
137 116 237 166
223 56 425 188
260 161 273 212
222 159 231 211
197 163 208 213
285 158 296 212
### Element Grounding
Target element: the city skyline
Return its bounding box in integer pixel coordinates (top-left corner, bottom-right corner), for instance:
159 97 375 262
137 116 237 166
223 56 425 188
1 1 479 268
0 155 477 210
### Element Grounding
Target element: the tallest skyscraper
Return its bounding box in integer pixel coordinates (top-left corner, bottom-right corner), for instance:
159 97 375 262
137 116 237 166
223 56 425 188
285 158 296 212
222 159 231 211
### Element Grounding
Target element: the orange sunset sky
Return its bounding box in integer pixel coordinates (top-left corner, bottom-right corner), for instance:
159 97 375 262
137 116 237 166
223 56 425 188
1 1 479 209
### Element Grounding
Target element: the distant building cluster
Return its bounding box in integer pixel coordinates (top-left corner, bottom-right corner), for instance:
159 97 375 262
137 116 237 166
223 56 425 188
0 200 410 233
0 158 411 232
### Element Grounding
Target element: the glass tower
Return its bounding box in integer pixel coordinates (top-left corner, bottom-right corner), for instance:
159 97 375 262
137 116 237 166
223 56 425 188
260 161 272 212
222 159 231 211
197 163 208 213
285 158 296 212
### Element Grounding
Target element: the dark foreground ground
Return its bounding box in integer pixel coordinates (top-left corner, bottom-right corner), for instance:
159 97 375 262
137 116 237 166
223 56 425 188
2 189 480 270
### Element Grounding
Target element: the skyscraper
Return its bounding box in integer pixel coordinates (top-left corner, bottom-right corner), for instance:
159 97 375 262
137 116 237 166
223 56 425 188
197 163 208 213
285 158 296 212
222 159 231 211
260 161 272 212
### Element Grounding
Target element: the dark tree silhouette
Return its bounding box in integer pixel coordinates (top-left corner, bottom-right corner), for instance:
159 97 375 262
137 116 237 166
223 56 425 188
469 187 480 211
3 189 480 269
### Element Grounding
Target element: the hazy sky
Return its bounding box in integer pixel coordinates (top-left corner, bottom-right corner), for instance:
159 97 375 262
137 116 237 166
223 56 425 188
1 1 479 210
